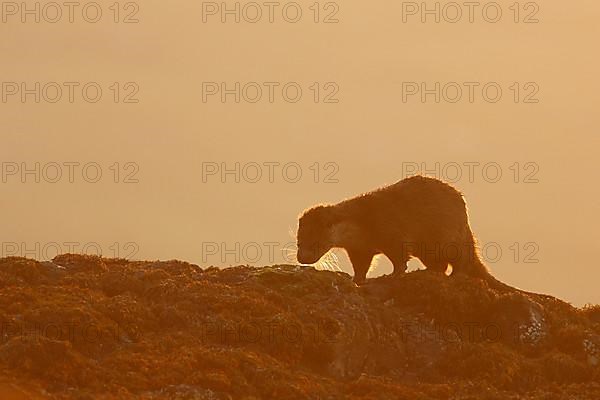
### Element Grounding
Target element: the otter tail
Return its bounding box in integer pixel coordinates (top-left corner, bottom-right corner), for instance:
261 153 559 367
456 242 513 293
456 228 542 296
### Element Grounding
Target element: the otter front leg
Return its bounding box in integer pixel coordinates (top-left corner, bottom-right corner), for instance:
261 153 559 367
347 248 375 285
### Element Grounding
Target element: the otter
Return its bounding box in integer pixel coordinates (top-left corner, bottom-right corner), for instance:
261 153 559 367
296 176 491 284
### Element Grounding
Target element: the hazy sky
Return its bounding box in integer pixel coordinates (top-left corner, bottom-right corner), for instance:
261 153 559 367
1 1 599 305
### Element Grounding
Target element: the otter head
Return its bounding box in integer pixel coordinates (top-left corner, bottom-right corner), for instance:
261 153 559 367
297 205 339 264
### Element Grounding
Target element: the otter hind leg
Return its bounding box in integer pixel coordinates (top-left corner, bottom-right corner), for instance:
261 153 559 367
420 254 449 274
384 251 409 275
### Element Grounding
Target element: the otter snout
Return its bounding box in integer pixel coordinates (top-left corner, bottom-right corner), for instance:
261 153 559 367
297 249 320 265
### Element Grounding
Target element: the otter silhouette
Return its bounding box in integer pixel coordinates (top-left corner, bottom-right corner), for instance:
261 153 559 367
297 176 490 284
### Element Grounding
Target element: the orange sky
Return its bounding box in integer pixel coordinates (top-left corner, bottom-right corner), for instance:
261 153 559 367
1 1 599 305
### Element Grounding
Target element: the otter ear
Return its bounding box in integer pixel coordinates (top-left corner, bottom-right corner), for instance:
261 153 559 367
321 206 342 227
329 220 360 245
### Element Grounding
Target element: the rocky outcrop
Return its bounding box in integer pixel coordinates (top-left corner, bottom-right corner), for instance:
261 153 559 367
0 254 598 399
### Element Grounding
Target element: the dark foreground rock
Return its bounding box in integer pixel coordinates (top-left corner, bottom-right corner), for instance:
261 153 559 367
0 254 599 399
